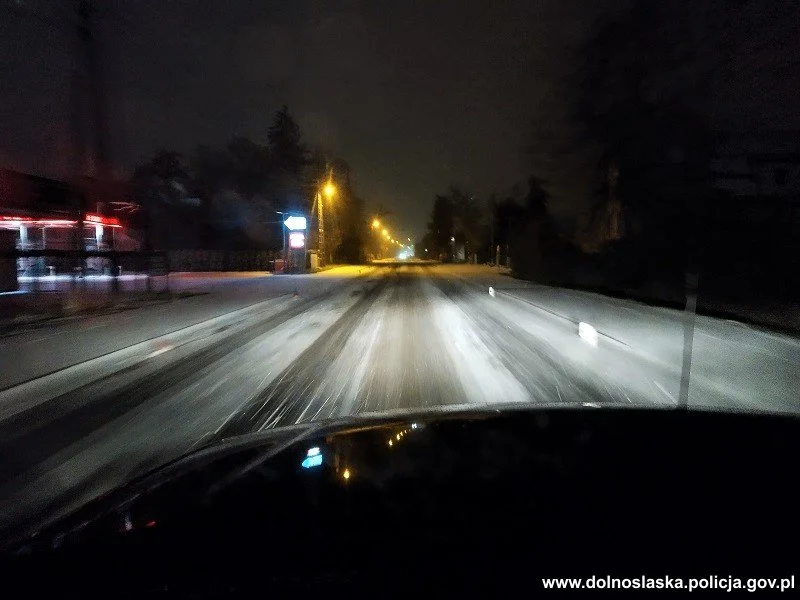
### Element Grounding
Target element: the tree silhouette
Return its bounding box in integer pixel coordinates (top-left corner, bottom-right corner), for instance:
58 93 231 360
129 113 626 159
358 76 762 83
267 105 308 178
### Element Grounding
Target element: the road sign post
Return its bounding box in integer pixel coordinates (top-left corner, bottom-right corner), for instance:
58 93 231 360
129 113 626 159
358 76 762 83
283 215 308 273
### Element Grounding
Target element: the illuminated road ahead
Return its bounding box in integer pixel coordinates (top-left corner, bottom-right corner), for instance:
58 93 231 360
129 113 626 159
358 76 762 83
0 264 798 539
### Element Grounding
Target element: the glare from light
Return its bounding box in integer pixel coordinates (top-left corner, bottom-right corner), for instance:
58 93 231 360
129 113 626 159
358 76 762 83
396 434 400 440
411 423 418 429
388 440 393 447
307 446 320 457
301 454 323 469
578 322 598 347
489 286 495 298
289 232 306 248
323 182 336 198
372 219 381 229
343 468 351 480
382 228 388 235
407 237 411 242
450 236 455 242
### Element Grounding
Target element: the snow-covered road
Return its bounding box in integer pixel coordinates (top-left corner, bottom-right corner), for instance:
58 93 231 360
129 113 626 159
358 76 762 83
0 263 797 539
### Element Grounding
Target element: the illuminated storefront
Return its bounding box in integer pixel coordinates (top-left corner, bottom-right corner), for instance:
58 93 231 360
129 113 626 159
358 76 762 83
1 169 137 275
0 213 124 275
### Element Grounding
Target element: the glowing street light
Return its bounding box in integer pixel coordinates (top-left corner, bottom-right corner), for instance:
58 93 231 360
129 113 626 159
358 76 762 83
317 170 337 267
372 219 381 229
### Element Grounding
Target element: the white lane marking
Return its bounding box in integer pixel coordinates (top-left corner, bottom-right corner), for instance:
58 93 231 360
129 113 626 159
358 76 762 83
145 345 173 359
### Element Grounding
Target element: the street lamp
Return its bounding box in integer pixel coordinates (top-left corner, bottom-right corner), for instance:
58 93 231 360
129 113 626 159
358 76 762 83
372 218 381 229
317 170 336 266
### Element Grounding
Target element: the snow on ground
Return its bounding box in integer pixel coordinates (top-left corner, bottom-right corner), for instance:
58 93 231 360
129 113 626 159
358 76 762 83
0 269 368 389
1 263 797 539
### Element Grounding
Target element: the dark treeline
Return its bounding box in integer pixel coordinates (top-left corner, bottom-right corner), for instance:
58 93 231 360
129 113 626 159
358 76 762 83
422 0 799 314
129 106 365 263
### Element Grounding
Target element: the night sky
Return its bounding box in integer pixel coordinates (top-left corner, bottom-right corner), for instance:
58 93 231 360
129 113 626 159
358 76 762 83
1 0 613 237
1 1 798 238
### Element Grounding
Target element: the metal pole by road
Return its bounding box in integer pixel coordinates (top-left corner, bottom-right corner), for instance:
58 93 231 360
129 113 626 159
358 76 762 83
276 212 287 271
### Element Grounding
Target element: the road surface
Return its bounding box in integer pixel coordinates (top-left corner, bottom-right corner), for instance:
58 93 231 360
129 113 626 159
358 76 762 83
0 263 797 539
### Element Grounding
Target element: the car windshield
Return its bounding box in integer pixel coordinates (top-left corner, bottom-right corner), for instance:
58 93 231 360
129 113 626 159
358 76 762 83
0 0 797 541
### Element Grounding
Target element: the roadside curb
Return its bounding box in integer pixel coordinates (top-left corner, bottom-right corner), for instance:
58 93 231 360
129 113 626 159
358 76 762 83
0 293 296 421
0 292 204 338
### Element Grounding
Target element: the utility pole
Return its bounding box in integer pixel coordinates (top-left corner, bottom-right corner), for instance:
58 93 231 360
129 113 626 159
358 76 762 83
489 198 495 265
317 189 325 268
69 1 116 289
69 1 88 286
317 165 335 268
82 1 110 180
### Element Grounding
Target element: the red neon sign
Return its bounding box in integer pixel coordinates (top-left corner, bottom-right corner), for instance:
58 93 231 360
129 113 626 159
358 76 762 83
0 215 77 227
0 214 122 228
84 213 121 227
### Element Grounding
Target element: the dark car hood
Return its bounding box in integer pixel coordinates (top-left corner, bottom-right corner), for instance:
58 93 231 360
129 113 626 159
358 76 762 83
9 401 590 551
4 404 800 595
